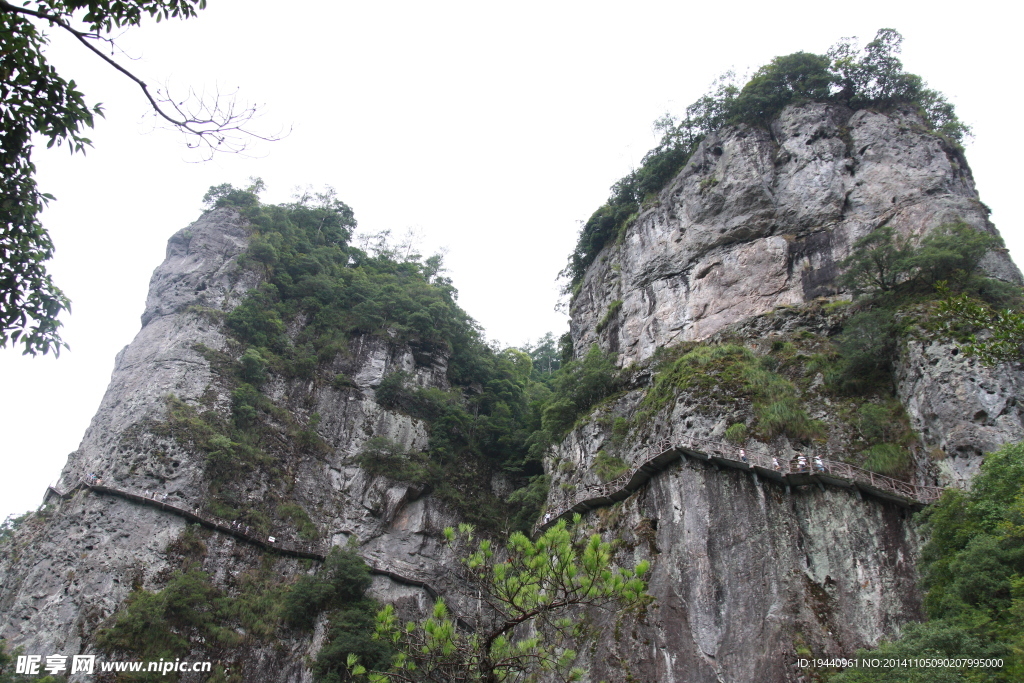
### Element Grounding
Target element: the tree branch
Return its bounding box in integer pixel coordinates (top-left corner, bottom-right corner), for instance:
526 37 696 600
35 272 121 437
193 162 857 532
1 0 284 157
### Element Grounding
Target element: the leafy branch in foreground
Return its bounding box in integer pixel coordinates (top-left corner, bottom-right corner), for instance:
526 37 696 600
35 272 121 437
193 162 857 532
1 0 281 356
351 518 651 682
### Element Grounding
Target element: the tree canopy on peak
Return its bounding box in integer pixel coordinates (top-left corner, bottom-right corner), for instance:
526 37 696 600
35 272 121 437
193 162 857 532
561 29 970 292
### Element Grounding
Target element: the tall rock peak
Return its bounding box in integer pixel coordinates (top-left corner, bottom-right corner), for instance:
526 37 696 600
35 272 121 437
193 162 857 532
0 207 465 671
2 105 1022 683
571 103 1019 365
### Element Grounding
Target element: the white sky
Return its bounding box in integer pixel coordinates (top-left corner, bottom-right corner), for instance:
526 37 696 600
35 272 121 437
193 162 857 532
2 0 1021 521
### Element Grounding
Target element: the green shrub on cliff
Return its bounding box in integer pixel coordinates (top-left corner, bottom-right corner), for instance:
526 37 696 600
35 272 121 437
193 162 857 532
838 223 1004 299
282 548 372 630
98 545 382 682
193 184 554 532
639 343 824 442
540 344 621 439
820 221 1018 396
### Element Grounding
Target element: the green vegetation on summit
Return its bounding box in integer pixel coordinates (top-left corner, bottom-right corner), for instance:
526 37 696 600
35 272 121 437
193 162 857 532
161 182 556 535
562 29 969 292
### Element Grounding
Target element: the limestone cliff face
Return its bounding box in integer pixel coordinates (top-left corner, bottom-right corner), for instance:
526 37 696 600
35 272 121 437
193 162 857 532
570 101 1024 480
543 103 1024 682
544 385 922 683
3 102 1022 683
572 103 1019 364
0 209 464 680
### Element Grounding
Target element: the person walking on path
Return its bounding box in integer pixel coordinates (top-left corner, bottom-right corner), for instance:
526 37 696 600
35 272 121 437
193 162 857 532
797 453 808 473
772 457 781 472
815 455 825 473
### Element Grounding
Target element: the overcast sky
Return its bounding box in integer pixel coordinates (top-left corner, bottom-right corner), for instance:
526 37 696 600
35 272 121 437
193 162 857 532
2 0 1021 521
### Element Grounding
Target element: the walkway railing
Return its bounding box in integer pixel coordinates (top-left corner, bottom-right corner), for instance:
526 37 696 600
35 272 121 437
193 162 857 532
45 481 460 610
43 478 466 627
46 479 326 559
534 435 949 535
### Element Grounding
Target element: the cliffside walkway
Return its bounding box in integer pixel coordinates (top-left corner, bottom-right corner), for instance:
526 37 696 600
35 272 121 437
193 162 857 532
42 479 457 616
534 435 948 535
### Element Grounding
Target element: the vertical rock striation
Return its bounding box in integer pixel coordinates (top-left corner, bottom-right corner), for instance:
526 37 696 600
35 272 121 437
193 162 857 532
543 103 1024 681
0 208 467 680
571 103 1019 366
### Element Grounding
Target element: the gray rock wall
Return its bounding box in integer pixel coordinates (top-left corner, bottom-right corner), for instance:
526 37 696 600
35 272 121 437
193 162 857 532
895 339 1024 483
572 103 1020 366
543 384 922 682
0 209 466 681
545 102 1024 681
574 462 921 683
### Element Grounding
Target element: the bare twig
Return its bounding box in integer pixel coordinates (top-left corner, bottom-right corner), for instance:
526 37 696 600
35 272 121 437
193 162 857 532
1 0 286 158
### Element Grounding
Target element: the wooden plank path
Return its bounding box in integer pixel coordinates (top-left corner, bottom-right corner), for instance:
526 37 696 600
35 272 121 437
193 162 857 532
534 435 949 535
42 479 463 624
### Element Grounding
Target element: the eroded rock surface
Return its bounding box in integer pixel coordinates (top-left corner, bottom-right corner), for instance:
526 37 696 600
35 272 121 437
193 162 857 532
572 103 1020 366
542 103 1024 681
575 463 920 683
0 209 467 681
896 339 1024 482
4 102 1024 683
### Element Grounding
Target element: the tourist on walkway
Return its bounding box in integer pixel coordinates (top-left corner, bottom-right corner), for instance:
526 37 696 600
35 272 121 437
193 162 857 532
797 454 808 472
772 457 781 472
740 449 747 463
815 455 825 473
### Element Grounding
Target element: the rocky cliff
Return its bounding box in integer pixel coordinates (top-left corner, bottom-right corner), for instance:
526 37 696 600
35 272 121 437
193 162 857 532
571 103 1019 364
568 102 1024 486
539 103 1024 682
0 208 472 681
2 102 1022 683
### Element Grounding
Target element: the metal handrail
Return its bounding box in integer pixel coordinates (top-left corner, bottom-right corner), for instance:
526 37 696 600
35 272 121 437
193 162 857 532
46 478 330 560
44 477 473 629
535 434 950 533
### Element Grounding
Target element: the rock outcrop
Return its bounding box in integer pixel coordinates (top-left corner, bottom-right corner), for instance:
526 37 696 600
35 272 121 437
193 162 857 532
2 102 1022 683
0 209 466 680
568 102 1024 482
537 103 1024 681
571 103 1019 365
